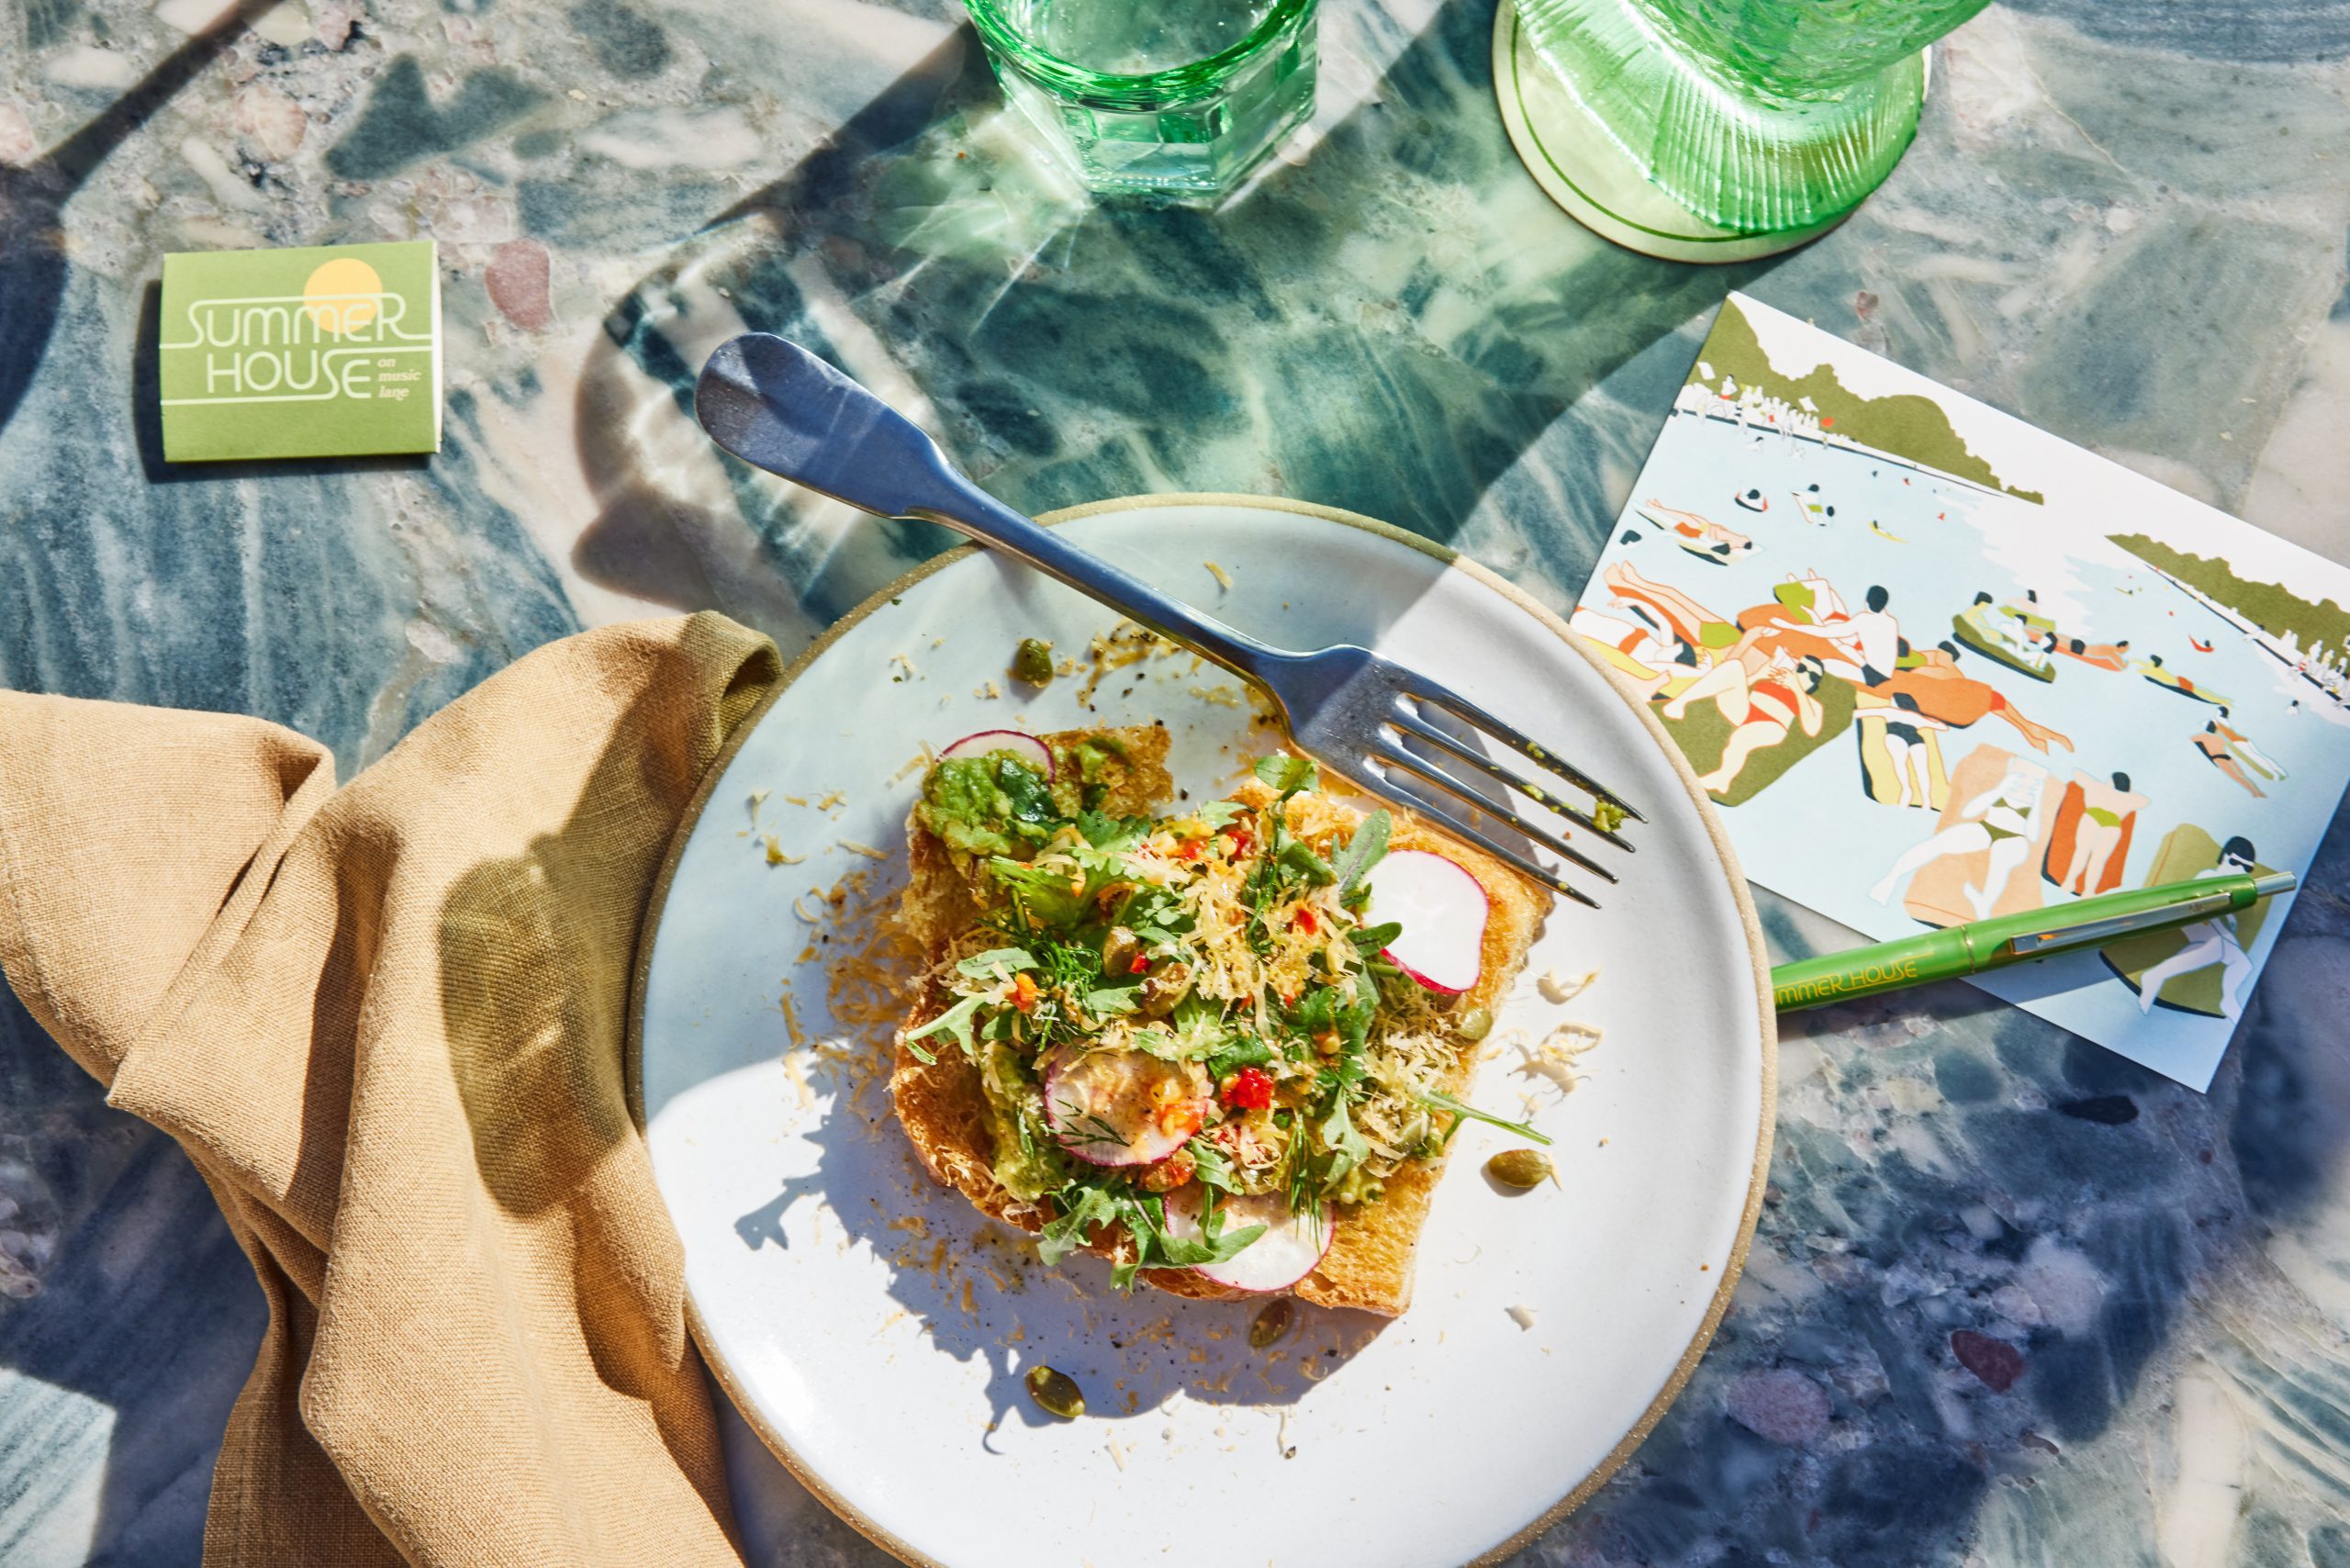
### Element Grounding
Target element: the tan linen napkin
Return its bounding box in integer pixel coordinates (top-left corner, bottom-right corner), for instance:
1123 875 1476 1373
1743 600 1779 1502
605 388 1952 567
0 611 781 1565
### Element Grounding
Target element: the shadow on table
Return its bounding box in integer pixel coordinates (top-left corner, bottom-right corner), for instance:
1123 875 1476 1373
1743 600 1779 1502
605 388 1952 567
0 980 267 1563
564 0 1789 644
0 0 285 446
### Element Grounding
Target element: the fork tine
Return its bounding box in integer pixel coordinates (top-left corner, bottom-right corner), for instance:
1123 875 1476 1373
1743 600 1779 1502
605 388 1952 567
1325 756 1597 907
1338 761 1598 906
1372 745 1618 888
1406 685 1645 824
1369 767 1605 910
1388 708 1635 852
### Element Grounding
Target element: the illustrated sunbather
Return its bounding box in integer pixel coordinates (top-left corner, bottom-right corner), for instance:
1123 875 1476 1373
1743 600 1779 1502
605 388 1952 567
2061 770 2147 894
1874 650 2074 755
1603 561 1744 663
1569 607 1680 701
2134 837 2258 1020
2210 714 2285 781
1738 579 1897 685
1633 500 1756 563
1875 700 1951 810
2192 722 2266 798
1662 649 1829 798
2054 635 2131 670
1962 592 2056 670
2135 654 2232 707
1870 761 2051 919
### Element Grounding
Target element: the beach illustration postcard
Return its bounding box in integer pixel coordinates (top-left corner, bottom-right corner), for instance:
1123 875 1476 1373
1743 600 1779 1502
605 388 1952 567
1572 293 2350 1089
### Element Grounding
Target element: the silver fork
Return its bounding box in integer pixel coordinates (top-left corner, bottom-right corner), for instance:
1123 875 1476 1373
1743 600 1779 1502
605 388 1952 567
694 334 1640 909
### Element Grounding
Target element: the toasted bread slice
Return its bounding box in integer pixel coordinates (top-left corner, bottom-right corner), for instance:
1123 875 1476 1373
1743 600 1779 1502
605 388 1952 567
890 728 1550 1316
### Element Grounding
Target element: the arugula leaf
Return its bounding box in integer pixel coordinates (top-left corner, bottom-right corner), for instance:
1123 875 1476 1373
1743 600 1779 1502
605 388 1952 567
1318 1094 1371 1186
1422 1088 1553 1147
987 857 1087 929
1080 984 1140 1016
1349 920 1403 955
1329 809 1392 896
1192 800 1246 830
1037 1183 1122 1266
1337 971 1377 1055
901 994 984 1063
1128 1027 1180 1059
990 756 1061 834
1076 810 1150 852
1204 1036 1274 1080
1253 754 1318 797
956 946 1037 978
1280 840 1336 885
1130 1192 1265 1269
1186 1136 1239 1192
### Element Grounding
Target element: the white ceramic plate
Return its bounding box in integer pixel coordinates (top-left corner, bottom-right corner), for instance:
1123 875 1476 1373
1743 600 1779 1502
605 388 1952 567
632 496 1773 1568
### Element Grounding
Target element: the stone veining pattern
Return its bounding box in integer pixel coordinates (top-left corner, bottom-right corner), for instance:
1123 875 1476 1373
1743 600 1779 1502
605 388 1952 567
3 0 2349 1562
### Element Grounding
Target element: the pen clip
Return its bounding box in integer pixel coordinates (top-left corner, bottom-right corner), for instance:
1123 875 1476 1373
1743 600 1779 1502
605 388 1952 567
2004 893 2234 957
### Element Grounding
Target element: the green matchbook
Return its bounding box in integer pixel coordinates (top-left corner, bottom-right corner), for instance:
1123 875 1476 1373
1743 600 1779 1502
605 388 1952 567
159 240 442 462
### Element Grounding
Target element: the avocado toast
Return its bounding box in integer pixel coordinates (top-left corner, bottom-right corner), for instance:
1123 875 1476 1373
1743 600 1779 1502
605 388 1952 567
890 725 1551 1316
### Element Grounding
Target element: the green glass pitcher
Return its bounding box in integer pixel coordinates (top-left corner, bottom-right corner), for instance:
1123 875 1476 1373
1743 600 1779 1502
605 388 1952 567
1514 0 1992 234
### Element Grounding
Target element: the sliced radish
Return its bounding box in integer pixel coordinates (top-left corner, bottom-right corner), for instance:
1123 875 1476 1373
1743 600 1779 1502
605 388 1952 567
1367 848 1488 994
1043 1047 1207 1167
1164 1187 1333 1293
940 729 1054 778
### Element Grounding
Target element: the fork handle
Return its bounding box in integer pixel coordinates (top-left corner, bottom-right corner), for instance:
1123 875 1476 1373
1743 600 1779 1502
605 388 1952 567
695 334 1293 681
906 468 1293 680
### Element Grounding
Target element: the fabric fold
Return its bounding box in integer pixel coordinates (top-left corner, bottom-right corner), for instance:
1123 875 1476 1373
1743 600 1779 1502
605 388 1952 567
0 611 781 1566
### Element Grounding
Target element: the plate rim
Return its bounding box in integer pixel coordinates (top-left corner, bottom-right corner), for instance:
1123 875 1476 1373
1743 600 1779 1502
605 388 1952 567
624 491 1780 1568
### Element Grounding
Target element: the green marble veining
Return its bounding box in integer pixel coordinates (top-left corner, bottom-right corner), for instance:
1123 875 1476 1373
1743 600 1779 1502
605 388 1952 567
4 1 2350 1563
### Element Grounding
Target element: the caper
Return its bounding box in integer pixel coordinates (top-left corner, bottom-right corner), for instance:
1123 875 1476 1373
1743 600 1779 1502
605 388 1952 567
1024 1364 1084 1419
1249 1298 1296 1350
1136 960 1193 1017
1010 637 1056 686
1455 1006 1493 1043
1485 1148 1554 1190
1101 924 1140 975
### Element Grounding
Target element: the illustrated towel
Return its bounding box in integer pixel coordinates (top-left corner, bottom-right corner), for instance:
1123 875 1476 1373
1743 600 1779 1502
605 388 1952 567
0 612 780 1565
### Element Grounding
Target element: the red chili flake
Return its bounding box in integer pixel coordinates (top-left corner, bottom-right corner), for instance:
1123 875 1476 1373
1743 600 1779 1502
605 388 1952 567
1223 824 1253 855
1176 838 1205 861
1223 1067 1276 1111
1012 973 1040 1013
1129 955 1151 974
1292 907 1318 935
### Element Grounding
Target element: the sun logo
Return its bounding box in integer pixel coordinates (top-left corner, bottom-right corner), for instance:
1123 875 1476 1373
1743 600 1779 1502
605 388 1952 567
300 256 383 334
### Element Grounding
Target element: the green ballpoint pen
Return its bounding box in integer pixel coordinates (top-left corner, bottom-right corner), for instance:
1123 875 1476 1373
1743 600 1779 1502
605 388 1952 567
1770 869 2300 1013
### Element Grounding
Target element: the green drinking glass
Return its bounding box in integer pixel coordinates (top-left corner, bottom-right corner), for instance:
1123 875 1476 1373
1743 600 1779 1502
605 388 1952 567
965 0 1318 199
1513 0 1992 235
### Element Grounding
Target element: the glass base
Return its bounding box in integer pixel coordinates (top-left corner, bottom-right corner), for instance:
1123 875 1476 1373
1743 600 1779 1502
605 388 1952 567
1494 0 1862 262
1508 0 1925 233
986 12 1316 199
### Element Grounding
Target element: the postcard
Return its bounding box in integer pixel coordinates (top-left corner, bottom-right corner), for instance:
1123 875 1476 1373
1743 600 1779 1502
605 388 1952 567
1572 293 2350 1089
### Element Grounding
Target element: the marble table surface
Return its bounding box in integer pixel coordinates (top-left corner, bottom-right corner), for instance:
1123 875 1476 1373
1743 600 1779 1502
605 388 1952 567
6 0 2350 1562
